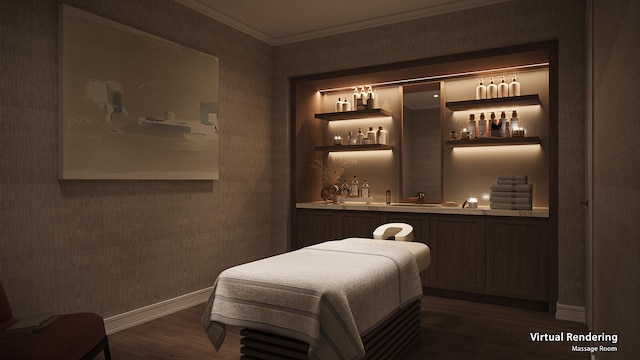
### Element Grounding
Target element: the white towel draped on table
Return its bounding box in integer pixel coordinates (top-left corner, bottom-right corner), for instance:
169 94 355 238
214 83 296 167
201 238 424 360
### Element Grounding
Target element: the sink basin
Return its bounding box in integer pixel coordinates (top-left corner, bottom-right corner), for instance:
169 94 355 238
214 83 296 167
390 203 441 207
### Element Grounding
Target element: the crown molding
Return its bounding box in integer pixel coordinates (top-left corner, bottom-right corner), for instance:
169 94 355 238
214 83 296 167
176 0 512 46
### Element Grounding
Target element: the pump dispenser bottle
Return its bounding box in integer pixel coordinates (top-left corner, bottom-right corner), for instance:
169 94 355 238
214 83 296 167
487 77 498 99
509 75 521 96
475 79 487 100
498 76 509 98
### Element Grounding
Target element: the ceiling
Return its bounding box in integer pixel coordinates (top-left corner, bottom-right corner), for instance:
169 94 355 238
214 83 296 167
175 0 513 46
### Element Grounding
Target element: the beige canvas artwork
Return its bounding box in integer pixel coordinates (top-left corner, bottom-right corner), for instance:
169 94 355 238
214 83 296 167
58 5 220 180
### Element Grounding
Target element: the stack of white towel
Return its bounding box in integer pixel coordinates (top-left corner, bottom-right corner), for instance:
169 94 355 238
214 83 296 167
489 175 532 210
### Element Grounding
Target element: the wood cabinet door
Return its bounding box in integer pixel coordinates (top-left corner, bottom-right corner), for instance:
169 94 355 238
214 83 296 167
429 215 486 293
295 209 338 249
337 211 382 238
485 217 549 301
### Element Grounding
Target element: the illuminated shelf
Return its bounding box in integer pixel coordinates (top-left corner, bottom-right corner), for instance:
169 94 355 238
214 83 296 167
445 94 540 111
315 144 393 152
315 108 392 121
446 136 541 147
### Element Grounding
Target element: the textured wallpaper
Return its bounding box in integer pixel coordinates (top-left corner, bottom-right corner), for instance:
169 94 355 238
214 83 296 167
0 0 281 318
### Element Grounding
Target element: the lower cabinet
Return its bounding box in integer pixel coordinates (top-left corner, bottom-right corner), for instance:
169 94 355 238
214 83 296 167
296 209 338 249
429 215 486 294
485 216 549 301
295 208 550 305
337 211 381 238
295 209 381 248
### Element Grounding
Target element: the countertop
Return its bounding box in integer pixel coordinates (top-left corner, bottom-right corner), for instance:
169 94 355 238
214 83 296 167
296 202 549 218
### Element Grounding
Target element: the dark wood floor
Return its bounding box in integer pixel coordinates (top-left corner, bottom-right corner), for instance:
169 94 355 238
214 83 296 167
98 296 590 359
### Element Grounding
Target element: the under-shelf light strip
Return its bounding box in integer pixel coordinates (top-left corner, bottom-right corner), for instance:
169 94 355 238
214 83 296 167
317 62 549 93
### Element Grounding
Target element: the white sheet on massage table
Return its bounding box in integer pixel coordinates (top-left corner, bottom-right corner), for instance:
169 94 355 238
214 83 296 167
201 238 428 360
375 239 431 272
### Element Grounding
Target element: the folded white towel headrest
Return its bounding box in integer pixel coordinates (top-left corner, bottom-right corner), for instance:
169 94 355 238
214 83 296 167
373 223 414 241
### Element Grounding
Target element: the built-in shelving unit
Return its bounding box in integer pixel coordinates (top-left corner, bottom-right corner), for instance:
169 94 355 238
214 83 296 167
445 94 540 111
314 144 393 152
446 136 541 147
315 108 391 121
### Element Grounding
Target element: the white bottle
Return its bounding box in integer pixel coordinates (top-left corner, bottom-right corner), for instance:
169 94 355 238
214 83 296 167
498 76 509 98
357 87 367 110
352 88 360 110
500 111 508 137
366 86 376 109
341 98 351 112
509 75 521 96
487 77 498 99
510 110 520 132
475 79 487 100
355 128 365 144
361 180 370 198
376 126 388 145
351 176 359 197
367 127 377 143
468 114 476 138
335 98 342 112
478 113 487 137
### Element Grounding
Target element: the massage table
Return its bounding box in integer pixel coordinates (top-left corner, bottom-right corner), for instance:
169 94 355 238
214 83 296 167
201 223 430 360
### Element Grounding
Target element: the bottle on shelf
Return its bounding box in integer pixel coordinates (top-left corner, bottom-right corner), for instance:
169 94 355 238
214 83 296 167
335 98 342 112
347 131 353 145
478 112 487 137
498 76 509 98
361 180 370 198
490 112 501 137
355 128 365 144
366 86 377 109
376 126 388 145
353 87 361 110
509 75 521 96
500 111 508 137
475 79 487 100
341 98 351 112
468 113 477 138
340 179 350 198
510 110 520 133
487 77 498 99
351 176 359 197
367 127 377 143
358 87 367 110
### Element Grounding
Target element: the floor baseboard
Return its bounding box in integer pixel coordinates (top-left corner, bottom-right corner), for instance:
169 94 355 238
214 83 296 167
555 302 585 323
104 287 212 334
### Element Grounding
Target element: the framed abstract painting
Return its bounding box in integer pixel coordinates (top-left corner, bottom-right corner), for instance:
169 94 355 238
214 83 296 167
58 5 219 180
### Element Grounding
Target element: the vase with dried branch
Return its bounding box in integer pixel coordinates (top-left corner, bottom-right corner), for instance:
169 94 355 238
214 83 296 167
311 158 355 203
